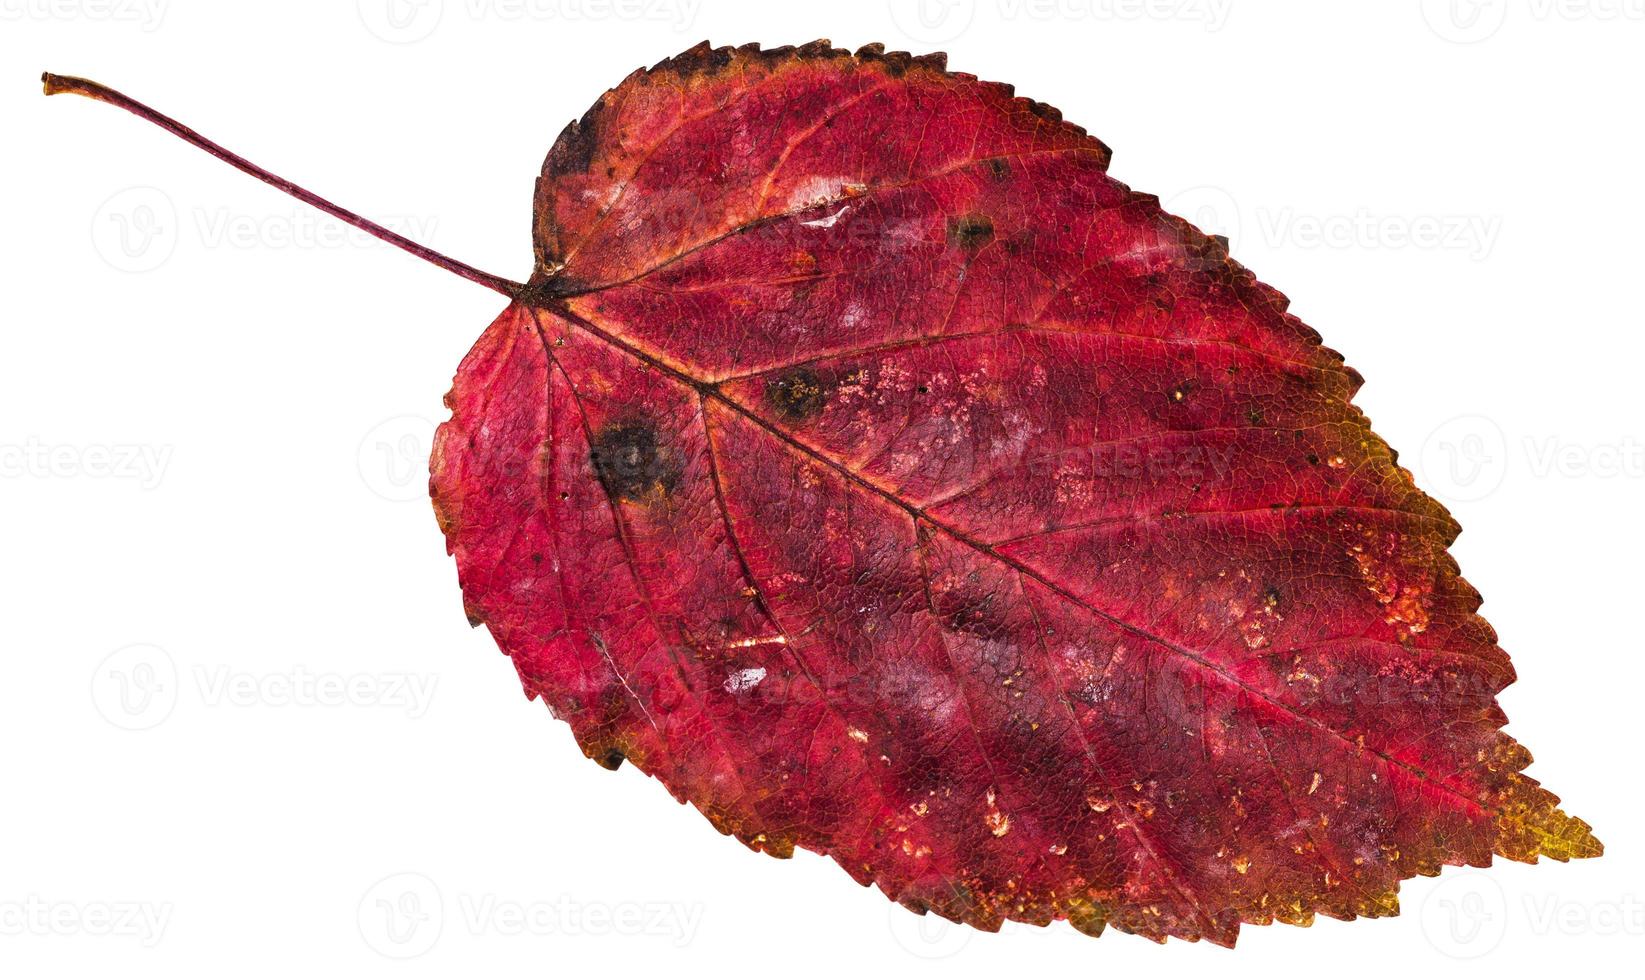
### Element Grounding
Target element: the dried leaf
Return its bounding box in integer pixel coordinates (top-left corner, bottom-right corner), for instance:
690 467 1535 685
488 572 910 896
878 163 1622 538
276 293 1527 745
48 40 1600 947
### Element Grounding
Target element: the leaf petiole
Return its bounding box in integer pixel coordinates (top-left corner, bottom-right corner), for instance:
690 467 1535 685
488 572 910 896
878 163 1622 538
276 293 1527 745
42 72 523 298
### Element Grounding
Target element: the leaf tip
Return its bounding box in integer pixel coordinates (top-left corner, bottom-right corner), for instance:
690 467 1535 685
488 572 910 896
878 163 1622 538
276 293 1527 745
1491 770 1604 863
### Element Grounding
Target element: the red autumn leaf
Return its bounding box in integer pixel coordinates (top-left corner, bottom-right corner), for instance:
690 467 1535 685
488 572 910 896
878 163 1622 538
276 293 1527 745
47 40 1599 947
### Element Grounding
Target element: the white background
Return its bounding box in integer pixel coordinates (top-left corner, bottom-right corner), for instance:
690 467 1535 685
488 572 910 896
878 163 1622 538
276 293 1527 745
3 1 1640 975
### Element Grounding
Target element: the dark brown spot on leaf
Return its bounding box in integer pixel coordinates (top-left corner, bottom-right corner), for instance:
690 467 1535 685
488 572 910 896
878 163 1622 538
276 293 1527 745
590 421 679 501
947 213 994 250
766 368 830 422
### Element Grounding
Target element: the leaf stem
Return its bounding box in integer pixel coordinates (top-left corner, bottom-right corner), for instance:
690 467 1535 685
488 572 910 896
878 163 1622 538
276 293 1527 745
42 72 523 298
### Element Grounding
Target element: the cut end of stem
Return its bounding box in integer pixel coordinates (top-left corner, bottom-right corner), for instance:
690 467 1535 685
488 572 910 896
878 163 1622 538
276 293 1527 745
43 72 95 99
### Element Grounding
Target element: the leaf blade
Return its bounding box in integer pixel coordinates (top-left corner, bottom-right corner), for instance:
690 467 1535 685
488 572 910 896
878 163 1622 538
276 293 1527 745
434 41 1599 946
